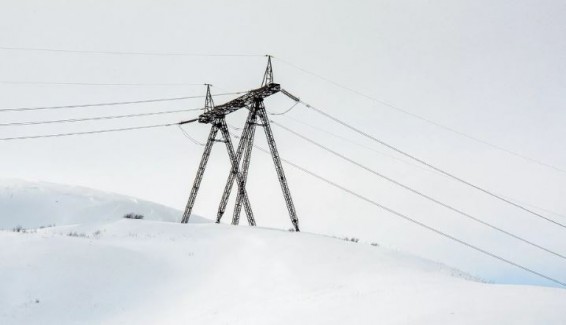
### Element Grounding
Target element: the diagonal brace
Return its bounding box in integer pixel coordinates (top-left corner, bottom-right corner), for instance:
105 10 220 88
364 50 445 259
232 104 259 225
216 109 257 225
218 119 256 225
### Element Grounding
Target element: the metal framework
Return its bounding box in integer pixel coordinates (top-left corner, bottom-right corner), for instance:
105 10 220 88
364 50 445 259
203 83 214 113
181 56 299 231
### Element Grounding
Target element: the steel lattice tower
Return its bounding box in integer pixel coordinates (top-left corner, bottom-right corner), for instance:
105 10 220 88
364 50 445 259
181 56 299 231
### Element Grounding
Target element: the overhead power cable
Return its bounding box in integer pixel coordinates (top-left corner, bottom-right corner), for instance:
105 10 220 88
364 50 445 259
274 57 566 175
271 120 566 260
268 102 299 116
276 114 435 174
0 108 203 127
279 151 566 287
0 81 207 87
0 119 199 141
0 123 172 141
0 46 263 57
275 112 566 221
276 114 566 222
236 137 565 287
231 117 445 176
500 198 566 221
280 90 566 230
0 91 243 113
177 125 205 146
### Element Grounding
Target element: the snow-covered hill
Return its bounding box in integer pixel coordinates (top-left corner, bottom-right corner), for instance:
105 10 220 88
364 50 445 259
0 179 208 229
1 180 565 324
1 220 565 324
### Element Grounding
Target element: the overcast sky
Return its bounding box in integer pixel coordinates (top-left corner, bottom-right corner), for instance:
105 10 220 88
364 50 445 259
1 0 565 286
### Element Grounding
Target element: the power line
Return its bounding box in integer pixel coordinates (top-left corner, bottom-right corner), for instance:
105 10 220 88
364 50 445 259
177 125 205 146
0 46 264 57
232 115 441 180
273 56 566 175
0 107 203 127
268 102 299 115
247 141 566 287
276 113 436 174
281 91 566 230
275 112 566 221
0 123 172 141
0 81 207 87
271 120 566 261
0 91 243 113
0 119 200 141
499 197 566 221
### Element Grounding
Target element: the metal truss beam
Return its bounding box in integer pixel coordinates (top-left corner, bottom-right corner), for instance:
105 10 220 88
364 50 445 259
198 83 280 124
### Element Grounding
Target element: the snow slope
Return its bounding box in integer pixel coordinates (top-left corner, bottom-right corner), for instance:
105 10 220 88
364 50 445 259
0 179 208 229
1 180 565 324
1 220 565 324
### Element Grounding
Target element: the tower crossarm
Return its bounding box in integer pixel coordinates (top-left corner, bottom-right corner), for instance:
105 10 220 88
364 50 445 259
197 83 281 124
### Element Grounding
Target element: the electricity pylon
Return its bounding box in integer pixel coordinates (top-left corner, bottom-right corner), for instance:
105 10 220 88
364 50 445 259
181 56 299 231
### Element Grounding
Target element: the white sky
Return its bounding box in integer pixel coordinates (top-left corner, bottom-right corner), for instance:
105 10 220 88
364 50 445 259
1 0 565 286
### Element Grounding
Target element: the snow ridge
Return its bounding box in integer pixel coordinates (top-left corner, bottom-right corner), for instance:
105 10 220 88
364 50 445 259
0 178 207 229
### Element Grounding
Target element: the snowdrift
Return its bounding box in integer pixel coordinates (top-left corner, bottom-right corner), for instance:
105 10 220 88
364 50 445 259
1 179 565 324
0 179 207 229
1 220 565 324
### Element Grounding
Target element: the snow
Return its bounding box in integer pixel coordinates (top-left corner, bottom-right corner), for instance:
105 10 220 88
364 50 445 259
1 180 565 324
0 179 208 229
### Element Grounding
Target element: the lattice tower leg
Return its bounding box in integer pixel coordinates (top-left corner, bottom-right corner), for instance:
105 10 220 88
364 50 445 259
257 107 300 231
181 124 219 223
